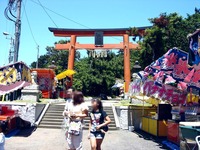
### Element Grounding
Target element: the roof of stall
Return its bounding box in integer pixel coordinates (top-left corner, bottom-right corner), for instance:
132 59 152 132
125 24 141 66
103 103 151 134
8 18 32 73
31 69 55 79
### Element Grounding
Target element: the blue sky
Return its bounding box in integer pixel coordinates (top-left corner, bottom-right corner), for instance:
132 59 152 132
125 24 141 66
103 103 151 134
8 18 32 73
0 0 200 67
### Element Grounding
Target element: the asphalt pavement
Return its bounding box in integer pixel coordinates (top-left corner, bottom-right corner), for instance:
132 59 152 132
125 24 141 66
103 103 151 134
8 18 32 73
5 128 167 150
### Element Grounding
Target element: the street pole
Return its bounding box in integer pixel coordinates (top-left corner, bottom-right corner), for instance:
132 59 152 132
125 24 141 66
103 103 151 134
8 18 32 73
8 37 14 63
36 45 39 68
14 0 22 62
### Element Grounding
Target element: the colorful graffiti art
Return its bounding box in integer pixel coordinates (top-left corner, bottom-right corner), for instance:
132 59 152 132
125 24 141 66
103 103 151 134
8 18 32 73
0 62 31 85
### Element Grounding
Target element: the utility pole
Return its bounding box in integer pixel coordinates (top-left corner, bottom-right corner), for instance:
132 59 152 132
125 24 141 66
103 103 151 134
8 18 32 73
8 37 14 63
36 45 39 68
14 0 22 62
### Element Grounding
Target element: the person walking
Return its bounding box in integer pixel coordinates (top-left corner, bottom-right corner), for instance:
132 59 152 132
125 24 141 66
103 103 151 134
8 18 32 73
63 91 88 150
89 99 111 150
63 89 73 137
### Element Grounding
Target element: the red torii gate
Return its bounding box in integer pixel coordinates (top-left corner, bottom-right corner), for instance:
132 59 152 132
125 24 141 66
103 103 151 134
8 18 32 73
49 27 147 92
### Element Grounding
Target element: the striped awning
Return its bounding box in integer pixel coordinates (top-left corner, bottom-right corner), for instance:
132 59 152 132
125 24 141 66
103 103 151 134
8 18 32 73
0 81 30 95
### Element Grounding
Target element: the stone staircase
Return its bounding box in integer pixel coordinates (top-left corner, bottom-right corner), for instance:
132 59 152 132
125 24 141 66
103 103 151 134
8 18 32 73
39 104 64 129
38 104 118 130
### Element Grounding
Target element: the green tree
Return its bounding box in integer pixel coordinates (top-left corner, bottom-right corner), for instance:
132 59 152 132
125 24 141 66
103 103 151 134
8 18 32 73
137 10 200 68
30 40 69 74
73 52 124 96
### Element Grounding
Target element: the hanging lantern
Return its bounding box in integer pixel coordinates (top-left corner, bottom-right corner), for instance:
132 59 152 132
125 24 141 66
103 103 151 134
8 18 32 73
92 51 96 58
96 51 101 58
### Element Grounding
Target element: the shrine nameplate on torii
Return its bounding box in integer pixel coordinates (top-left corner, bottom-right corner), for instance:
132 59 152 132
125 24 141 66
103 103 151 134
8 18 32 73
49 27 148 92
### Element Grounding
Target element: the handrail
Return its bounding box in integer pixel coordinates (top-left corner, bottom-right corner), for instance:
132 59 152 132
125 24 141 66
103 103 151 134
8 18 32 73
35 103 50 126
112 104 120 128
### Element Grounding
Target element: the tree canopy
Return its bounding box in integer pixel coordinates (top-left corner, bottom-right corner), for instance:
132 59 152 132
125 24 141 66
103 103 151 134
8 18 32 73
30 9 200 96
138 10 200 67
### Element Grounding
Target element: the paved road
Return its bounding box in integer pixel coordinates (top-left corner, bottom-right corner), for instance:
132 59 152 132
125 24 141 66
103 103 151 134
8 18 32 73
5 128 167 150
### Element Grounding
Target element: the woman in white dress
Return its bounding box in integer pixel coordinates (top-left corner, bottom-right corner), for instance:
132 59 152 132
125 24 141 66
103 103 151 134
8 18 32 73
63 91 88 150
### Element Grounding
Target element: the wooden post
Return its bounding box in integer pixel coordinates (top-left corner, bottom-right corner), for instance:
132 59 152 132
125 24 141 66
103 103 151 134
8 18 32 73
123 34 131 93
68 35 76 70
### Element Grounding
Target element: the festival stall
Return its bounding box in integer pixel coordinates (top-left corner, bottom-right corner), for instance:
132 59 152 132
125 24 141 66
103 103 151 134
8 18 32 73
0 61 31 101
31 69 56 98
129 46 200 140
0 105 18 133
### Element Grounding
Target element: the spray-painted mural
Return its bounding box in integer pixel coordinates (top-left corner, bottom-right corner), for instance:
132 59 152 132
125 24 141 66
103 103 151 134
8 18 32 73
0 62 31 85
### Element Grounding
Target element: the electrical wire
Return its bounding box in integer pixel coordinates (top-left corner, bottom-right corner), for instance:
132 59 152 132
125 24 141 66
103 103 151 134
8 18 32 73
36 0 58 28
9 6 16 19
30 0 90 29
30 0 122 42
22 2 38 46
21 0 28 18
4 0 17 22
4 7 15 23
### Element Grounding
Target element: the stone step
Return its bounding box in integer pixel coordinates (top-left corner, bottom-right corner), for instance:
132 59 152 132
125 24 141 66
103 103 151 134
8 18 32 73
47 110 114 114
41 117 115 122
42 118 64 122
40 120 116 126
45 113 115 117
40 121 62 126
43 116 64 119
48 107 113 112
48 107 113 110
38 124 118 130
49 105 65 108
48 107 64 110
48 108 64 112
47 108 64 112
45 113 63 116
47 110 64 113
38 124 61 129
42 115 115 120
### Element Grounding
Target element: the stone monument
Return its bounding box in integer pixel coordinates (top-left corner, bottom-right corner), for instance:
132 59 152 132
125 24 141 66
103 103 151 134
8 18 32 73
21 71 40 102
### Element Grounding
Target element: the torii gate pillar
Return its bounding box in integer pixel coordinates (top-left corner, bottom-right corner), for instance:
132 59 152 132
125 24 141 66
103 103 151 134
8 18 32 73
123 34 131 93
68 35 76 70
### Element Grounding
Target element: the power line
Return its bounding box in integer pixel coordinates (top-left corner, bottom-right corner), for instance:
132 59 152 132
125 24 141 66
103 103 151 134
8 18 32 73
30 0 89 29
21 0 28 18
36 0 58 28
22 2 38 46
30 0 89 28
30 0 122 42
23 2 40 68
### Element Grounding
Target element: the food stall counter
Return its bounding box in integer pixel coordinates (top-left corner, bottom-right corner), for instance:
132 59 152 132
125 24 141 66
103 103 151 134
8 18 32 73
142 116 167 137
